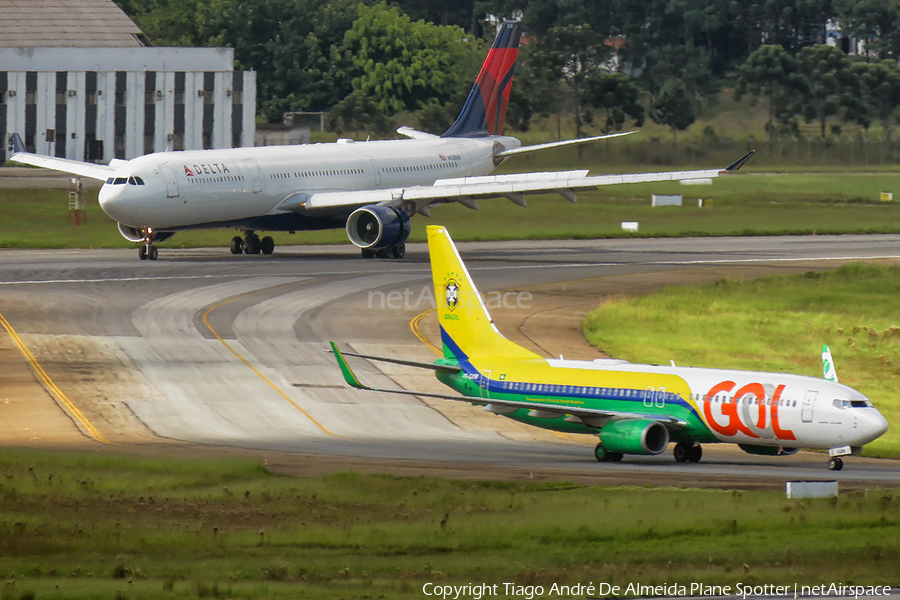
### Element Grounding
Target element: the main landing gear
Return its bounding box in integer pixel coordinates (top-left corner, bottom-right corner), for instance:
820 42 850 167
828 457 844 471
360 242 406 259
673 441 703 463
230 231 275 256
594 443 623 463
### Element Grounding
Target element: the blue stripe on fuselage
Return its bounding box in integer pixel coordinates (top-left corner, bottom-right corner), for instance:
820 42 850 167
439 325 701 421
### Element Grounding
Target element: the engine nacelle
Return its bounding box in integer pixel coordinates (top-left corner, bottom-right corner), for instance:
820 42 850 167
599 419 670 455
345 206 410 249
117 223 175 243
738 444 800 456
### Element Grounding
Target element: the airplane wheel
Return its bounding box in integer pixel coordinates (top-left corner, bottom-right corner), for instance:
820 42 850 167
148 246 158 261
687 444 703 462
138 246 148 260
608 452 623 462
594 443 610 462
361 248 375 259
391 243 406 259
245 235 261 255
230 236 243 254
673 442 690 462
828 457 844 471
260 236 275 255
375 247 391 259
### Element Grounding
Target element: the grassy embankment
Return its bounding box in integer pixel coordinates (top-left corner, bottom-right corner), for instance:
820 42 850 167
1 448 898 600
3 171 900 249
584 263 900 458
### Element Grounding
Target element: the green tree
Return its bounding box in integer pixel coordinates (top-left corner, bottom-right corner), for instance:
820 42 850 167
795 45 858 139
734 44 800 139
650 79 696 142
834 0 900 59
531 24 612 139
580 72 645 135
339 2 480 114
329 90 392 137
504 42 558 133
119 0 366 121
851 60 900 138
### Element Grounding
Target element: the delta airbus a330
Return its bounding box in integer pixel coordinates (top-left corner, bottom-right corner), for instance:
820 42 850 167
10 21 752 261
331 225 888 471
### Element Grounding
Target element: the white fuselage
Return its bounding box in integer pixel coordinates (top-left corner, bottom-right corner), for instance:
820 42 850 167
538 357 889 449
97 135 520 230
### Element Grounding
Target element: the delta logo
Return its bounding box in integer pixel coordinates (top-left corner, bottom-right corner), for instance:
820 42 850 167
183 163 231 177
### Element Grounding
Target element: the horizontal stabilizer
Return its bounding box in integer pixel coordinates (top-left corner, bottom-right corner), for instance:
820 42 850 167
326 345 460 373
495 131 636 158
396 126 439 140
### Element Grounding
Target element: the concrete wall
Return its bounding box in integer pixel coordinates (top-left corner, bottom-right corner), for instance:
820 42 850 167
1 47 256 164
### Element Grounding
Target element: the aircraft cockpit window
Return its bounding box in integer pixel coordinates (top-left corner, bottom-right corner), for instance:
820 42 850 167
850 400 871 408
128 177 136 185
106 177 114 184
113 177 127 185
135 176 145 185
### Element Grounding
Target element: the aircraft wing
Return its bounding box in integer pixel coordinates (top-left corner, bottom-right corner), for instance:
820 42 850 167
331 343 686 428
279 151 755 214
8 134 114 181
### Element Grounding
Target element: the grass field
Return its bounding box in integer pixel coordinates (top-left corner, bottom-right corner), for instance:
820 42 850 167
0 448 897 600
584 263 900 459
3 171 900 249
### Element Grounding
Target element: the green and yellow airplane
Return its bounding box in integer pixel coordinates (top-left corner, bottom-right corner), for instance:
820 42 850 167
332 226 888 471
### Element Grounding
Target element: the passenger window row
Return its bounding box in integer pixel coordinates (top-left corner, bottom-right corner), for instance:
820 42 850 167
271 168 365 179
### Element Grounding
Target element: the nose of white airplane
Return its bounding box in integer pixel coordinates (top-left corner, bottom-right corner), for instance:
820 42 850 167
98 182 125 220
861 409 889 443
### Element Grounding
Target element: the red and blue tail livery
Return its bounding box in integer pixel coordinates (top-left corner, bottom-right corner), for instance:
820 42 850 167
443 21 523 138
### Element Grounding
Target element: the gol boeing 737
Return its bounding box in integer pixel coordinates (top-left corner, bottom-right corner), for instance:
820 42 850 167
332 226 888 471
9 21 752 261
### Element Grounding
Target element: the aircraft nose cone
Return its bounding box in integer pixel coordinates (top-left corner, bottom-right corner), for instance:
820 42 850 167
98 184 124 220
862 410 889 443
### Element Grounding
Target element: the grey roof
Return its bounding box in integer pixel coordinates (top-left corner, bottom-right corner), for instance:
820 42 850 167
0 0 150 48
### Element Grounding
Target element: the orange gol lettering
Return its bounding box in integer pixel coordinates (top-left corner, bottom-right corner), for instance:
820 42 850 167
703 381 795 440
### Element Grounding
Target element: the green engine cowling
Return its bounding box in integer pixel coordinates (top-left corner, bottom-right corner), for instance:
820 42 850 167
600 419 670 455
738 444 800 456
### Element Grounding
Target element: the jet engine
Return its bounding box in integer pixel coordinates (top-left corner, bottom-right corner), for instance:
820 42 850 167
599 419 670 455
345 206 410 249
738 444 800 456
117 223 175 243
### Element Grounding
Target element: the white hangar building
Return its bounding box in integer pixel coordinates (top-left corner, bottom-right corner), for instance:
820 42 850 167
0 0 256 164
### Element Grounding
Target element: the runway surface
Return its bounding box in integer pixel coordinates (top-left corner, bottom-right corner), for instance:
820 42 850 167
2 234 899 488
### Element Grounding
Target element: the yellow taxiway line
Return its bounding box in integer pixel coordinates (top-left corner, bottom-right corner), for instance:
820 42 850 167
0 309 111 444
201 279 351 440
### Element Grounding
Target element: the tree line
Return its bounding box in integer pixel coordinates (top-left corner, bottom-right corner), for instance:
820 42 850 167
114 0 900 140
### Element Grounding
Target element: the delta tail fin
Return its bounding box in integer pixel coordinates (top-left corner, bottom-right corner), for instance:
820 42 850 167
426 225 539 362
442 21 523 139
822 345 839 382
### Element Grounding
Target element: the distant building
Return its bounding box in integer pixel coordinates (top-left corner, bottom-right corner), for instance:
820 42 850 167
0 0 255 164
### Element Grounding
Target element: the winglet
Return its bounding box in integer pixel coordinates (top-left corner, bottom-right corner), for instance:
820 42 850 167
822 344 839 383
722 150 755 172
11 133 26 154
330 342 368 390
